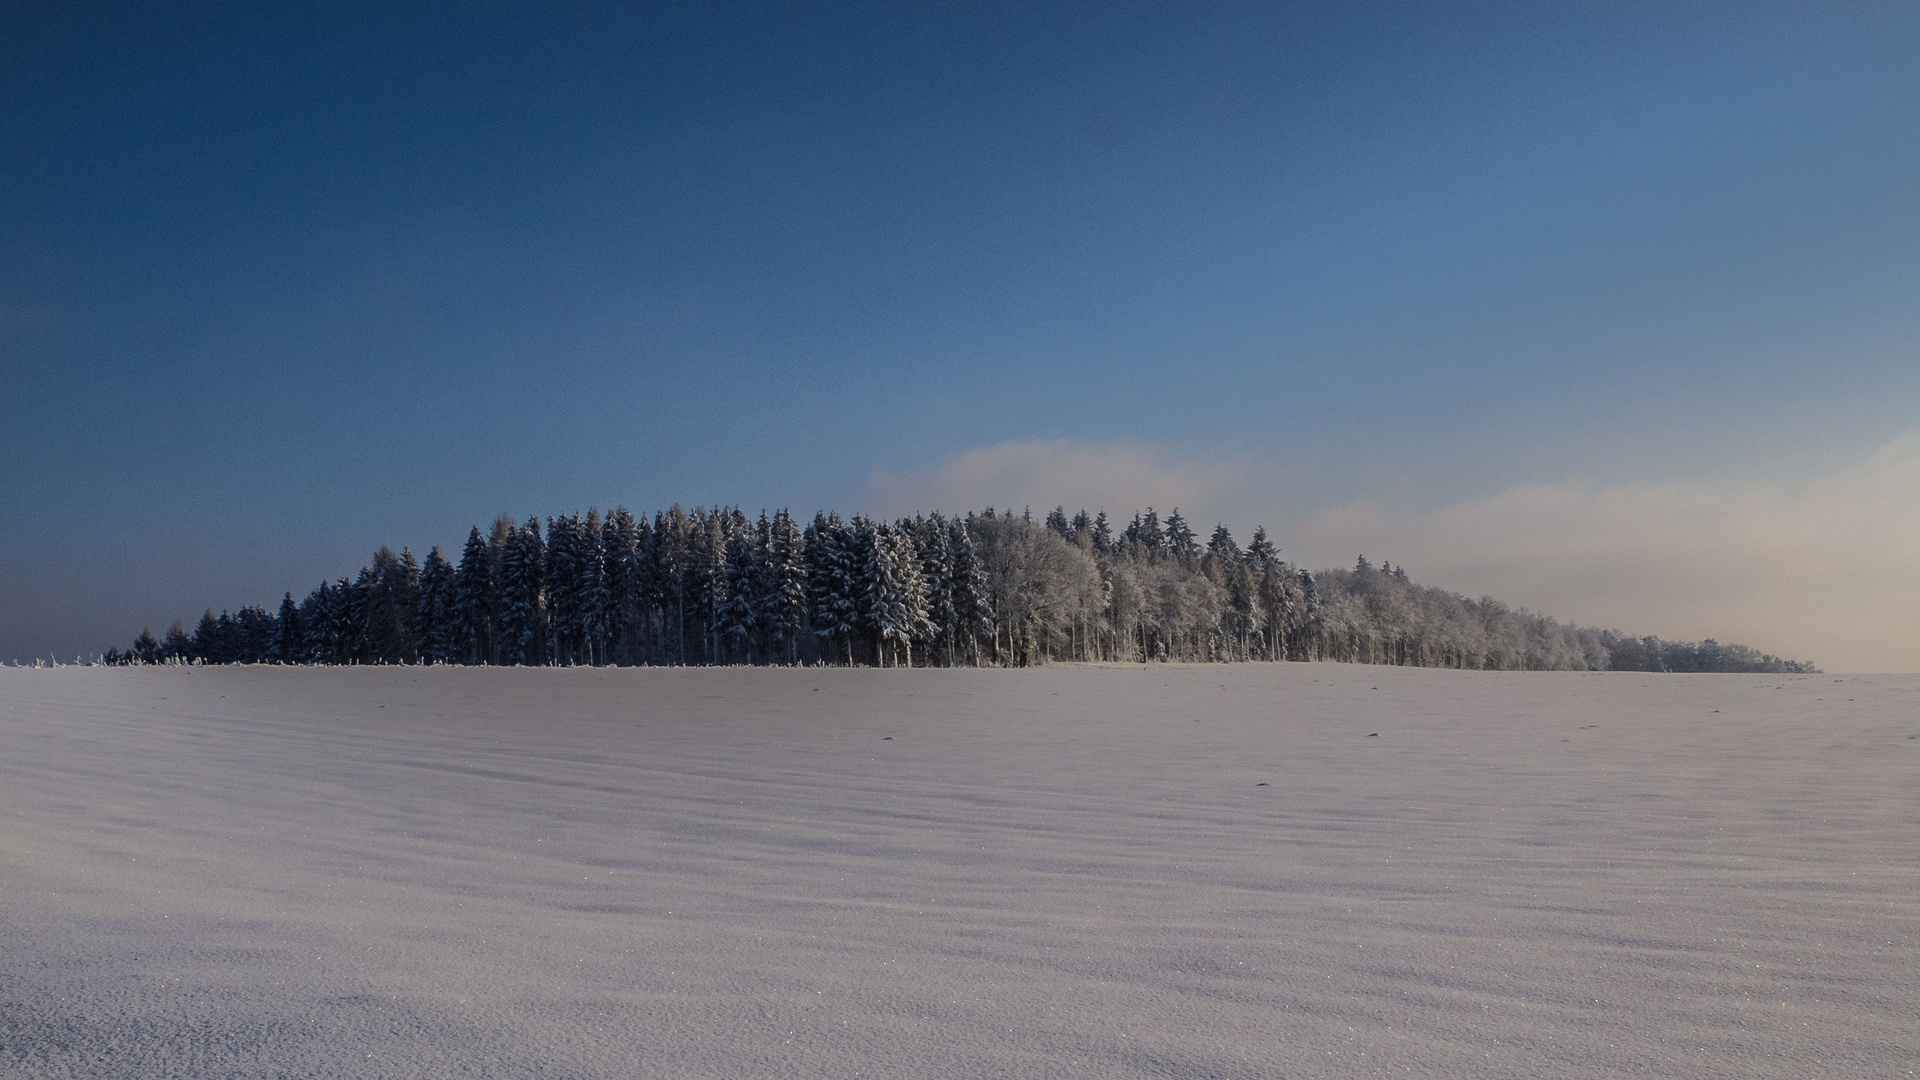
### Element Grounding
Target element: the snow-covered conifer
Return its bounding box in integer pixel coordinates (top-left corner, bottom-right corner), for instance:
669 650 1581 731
453 526 494 664
761 509 808 664
1164 509 1198 568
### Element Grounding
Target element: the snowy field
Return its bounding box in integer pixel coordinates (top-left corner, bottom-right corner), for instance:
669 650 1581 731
1 665 1914 1079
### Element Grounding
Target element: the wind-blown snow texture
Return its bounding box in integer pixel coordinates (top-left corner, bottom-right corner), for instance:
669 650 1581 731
1 666 1914 1078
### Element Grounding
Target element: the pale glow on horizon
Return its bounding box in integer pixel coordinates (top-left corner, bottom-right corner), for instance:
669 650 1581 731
868 433 1920 672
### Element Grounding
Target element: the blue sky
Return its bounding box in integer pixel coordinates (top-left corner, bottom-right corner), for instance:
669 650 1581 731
4 2 1918 666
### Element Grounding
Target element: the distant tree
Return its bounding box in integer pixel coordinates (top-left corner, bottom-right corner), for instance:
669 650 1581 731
807 513 860 665
271 593 300 663
720 515 763 663
131 501 1815 673
416 547 456 663
866 524 933 666
1045 506 1072 539
356 547 417 664
162 621 191 663
452 526 495 665
602 507 641 664
948 518 993 665
190 610 221 663
581 508 610 665
498 518 545 665
545 513 582 664
762 509 808 665
913 515 958 665
1164 509 1199 569
1090 510 1113 555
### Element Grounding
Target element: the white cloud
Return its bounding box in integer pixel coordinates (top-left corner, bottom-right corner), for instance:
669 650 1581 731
862 439 1248 526
1293 432 1920 672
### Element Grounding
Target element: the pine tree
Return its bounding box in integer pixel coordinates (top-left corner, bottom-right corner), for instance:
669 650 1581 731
581 508 610 665
1129 508 1165 560
1045 506 1071 539
719 515 763 662
1165 509 1199 568
271 593 300 662
692 508 730 664
761 509 808 664
498 518 546 665
187 610 217 663
1299 567 1321 662
915 515 958 665
415 547 455 663
132 628 161 665
865 524 933 667
948 517 993 665
545 513 580 664
298 584 330 661
807 512 860 664
602 507 639 664
844 516 879 663
1068 509 1093 548
656 505 693 664
453 526 495 664
355 546 417 663
163 621 192 663
630 511 661 664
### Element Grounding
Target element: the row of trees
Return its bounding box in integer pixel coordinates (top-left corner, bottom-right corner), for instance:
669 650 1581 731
107 504 1816 673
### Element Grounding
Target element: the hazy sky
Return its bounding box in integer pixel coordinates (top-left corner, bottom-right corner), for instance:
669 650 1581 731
4 2 1918 668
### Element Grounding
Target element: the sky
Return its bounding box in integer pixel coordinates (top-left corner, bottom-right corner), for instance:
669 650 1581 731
3 1 1918 670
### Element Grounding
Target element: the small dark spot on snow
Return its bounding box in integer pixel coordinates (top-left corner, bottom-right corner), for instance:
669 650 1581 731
1256 782 1269 787
881 737 892 740
1367 733 1379 737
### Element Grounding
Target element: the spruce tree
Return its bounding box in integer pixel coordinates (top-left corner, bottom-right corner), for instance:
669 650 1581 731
191 610 220 663
272 593 300 663
718 516 763 662
1045 506 1071 539
656 506 693 664
1091 510 1113 555
453 526 495 665
416 547 455 663
807 512 860 664
132 628 161 665
762 509 808 664
602 507 639 664
865 524 933 667
948 517 993 665
545 513 580 664
915 515 958 665
163 620 192 663
1068 509 1093 548
498 518 546 665
1165 509 1199 568
581 508 610 665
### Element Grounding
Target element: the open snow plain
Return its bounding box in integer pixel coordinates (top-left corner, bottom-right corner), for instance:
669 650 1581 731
1 665 1914 1079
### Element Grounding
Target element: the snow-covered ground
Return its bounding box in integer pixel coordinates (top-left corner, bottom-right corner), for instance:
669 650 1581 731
1 665 1913 1078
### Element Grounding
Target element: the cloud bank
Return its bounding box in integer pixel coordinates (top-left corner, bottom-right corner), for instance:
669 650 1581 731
1297 432 1920 672
863 439 1249 526
869 433 1920 672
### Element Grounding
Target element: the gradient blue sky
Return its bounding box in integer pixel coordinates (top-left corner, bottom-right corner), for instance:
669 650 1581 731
5 2 1918 666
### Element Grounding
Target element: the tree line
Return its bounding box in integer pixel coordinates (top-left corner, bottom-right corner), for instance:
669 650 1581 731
104 504 1815 673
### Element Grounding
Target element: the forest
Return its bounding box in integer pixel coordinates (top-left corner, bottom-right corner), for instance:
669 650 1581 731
105 505 1815 673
